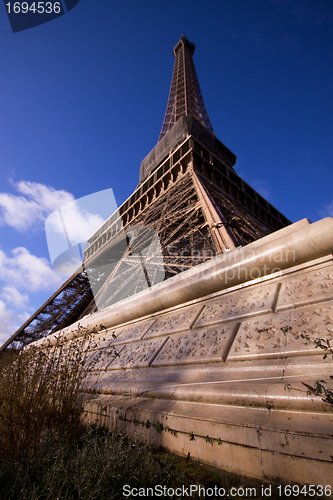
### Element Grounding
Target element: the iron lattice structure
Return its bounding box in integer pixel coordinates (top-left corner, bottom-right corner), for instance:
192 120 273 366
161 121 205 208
0 35 291 353
0 269 93 352
159 34 214 141
80 134 288 314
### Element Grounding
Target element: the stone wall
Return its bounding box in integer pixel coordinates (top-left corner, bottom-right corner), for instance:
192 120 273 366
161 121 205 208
33 218 333 485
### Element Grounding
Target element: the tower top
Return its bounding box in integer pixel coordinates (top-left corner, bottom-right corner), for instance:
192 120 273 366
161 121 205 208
173 34 195 57
159 35 214 142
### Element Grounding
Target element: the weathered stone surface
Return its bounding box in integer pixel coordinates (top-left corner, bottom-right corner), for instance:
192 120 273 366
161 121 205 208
89 346 125 371
143 305 203 338
152 323 239 366
228 301 333 360
92 327 123 349
276 260 333 310
195 282 279 327
112 319 156 344
89 319 156 350
107 337 168 369
30 219 333 488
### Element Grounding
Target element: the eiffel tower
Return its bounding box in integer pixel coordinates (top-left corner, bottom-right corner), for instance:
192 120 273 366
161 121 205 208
1 35 290 353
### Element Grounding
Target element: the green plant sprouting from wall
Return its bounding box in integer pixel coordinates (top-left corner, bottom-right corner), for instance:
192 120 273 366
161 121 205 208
118 414 224 446
282 326 333 407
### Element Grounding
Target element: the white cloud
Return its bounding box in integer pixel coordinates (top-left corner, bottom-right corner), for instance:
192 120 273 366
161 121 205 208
0 300 30 345
44 189 114 273
323 201 333 218
16 180 74 213
46 202 105 245
0 193 41 231
0 247 64 292
0 181 113 344
0 180 74 232
0 286 29 309
0 247 67 346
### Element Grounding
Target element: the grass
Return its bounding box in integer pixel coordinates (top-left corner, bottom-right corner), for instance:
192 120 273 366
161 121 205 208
0 424 289 500
0 427 178 499
0 336 180 499
0 335 320 499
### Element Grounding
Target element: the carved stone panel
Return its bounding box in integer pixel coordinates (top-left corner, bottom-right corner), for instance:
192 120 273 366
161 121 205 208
228 301 333 360
108 337 168 369
92 328 124 349
112 319 156 345
195 283 279 327
276 263 333 311
143 305 203 338
152 323 239 366
88 346 125 371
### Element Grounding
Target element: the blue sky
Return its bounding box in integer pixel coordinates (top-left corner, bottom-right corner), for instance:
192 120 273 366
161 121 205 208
0 0 332 344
